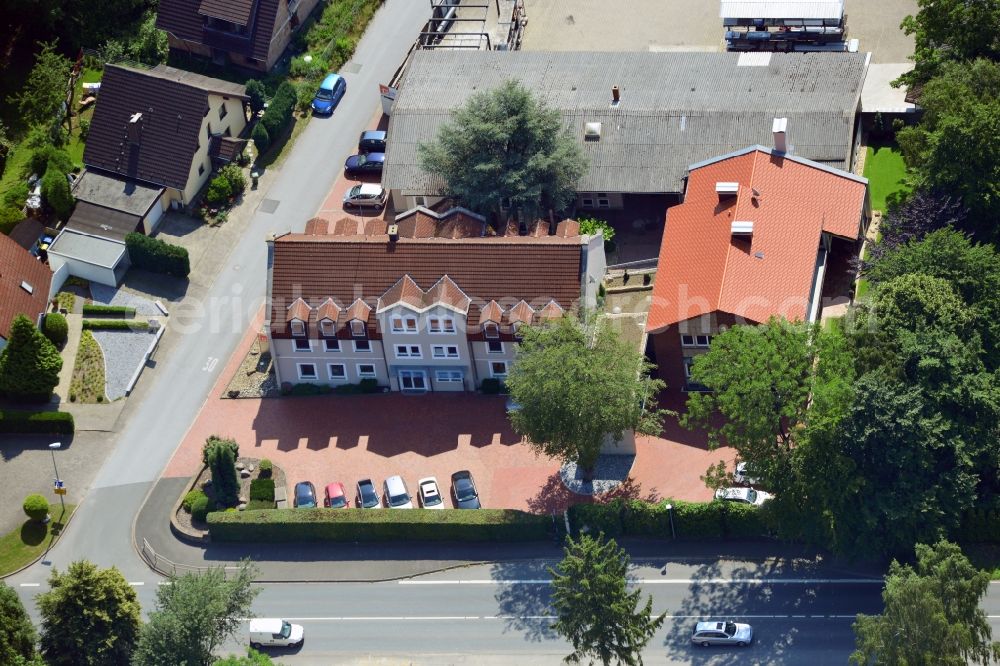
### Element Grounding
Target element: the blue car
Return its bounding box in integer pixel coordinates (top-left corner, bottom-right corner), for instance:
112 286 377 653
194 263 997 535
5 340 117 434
293 481 317 508
344 152 385 176
311 73 346 114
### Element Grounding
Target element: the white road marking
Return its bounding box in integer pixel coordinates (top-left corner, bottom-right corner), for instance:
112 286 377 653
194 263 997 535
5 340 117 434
202 357 218 372
129 582 145 586
259 614 860 622
157 581 173 586
400 578 883 585
19 583 40 587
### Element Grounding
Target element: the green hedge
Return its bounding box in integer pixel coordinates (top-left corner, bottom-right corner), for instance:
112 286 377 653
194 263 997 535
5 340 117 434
82 305 136 317
953 508 1000 543
246 499 274 511
82 319 150 331
249 478 275 502
207 508 553 542
42 312 68 346
125 232 190 278
280 379 380 396
0 410 75 434
569 499 767 540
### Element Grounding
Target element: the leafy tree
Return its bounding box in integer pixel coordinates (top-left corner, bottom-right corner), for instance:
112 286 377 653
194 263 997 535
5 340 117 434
206 437 240 506
129 11 168 66
134 561 259 666
682 318 822 493
250 123 270 153
550 533 665 665
896 59 1000 239
245 80 266 115
213 649 276 665
0 314 63 402
506 317 665 473
859 190 966 269
37 560 141 665
26 145 74 179
851 541 1000 665
896 0 1000 91
0 581 37 664
8 42 71 127
41 164 73 219
419 79 587 223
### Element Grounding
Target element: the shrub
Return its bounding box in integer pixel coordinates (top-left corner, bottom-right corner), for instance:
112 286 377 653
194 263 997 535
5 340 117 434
359 378 379 393
249 478 275 502
207 508 553 542
290 54 329 79
125 232 190 277
206 437 240 507
569 498 767 540
0 207 23 234
78 117 91 141
571 500 625 537
182 489 207 512
261 81 296 136
3 182 29 209
201 436 239 465
294 79 316 114
190 494 214 522
204 174 232 205
258 459 273 478
23 494 49 522
578 217 616 243
245 499 274 511
327 37 355 68
724 502 767 538
27 145 73 178
82 319 149 331
219 164 246 196
251 122 270 153
0 409 74 434
245 79 266 115
43 312 68 346
81 305 135 317
480 378 502 394
41 164 73 219
0 314 62 402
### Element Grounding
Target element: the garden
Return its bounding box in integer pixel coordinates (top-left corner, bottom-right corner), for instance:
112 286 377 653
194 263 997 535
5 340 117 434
0 495 75 576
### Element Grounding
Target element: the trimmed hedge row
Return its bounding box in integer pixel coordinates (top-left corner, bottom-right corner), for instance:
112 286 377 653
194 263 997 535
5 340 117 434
82 319 150 331
280 379 380 396
207 508 553 542
125 233 190 278
0 410 75 434
570 499 767 540
82 304 136 317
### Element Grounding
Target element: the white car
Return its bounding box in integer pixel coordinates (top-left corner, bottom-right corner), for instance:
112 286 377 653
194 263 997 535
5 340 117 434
384 475 413 509
249 618 304 649
691 620 753 647
715 486 772 507
733 461 760 486
342 183 387 209
417 477 445 509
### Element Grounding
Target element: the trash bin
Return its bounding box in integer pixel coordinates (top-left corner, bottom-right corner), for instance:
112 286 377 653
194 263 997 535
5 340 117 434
251 171 260 189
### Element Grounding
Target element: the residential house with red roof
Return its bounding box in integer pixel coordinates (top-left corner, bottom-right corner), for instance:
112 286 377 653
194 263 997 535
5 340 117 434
0 233 53 351
645 139 869 393
265 208 605 392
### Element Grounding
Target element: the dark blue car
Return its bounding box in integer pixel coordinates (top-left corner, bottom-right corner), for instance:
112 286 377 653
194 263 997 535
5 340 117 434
293 481 317 508
344 152 385 176
311 73 346 115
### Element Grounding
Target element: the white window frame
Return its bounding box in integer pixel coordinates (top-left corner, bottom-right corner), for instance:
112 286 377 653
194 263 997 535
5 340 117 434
680 334 695 347
484 323 499 339
435 370 463 383
428 316 456 334
350 320 366 337
486 340 504 354
431 345 459 359
323 338 340 352
353 339 372 353
327 363 347 382
489 361 508 378
293 338 311 352
394 344 422 359
320 319 336 336
683 357 695 378
297 363 318 380
290 320 305 336
391 315 418 334
398 369 428 391
357 363 377 378
696 334 711 347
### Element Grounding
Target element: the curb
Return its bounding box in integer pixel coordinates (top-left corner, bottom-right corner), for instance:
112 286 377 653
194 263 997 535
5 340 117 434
168 465 210 545
0 499 82 580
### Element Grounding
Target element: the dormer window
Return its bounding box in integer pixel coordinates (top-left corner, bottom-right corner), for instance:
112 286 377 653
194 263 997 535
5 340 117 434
320 319 335 336
484 323 499 339
391 315 418 333
290 320 305 336
350 320 366 337
428 316 455 334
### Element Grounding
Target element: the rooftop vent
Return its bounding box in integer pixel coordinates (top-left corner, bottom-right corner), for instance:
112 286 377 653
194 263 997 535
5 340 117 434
716 182 739 197
731 220 754 236
611 86 620 106
387 224 399 242
584 122 601 141
127 112 143 144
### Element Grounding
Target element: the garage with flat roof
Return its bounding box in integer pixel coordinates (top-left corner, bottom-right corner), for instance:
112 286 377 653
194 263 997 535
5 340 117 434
47 228 130 287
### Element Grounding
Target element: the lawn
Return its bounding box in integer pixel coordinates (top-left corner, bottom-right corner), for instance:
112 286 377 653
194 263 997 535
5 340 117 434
0 504 76 576
864 142 910 212
70 330 107 403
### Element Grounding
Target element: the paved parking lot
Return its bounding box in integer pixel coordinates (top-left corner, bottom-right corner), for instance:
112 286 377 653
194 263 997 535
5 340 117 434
164 313 731 512
522 0 916 64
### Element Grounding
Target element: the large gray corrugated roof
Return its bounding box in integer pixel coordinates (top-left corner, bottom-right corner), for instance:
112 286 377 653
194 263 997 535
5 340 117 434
383 50 868 195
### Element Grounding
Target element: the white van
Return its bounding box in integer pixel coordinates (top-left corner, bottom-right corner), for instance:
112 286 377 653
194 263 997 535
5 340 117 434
249 618 304 649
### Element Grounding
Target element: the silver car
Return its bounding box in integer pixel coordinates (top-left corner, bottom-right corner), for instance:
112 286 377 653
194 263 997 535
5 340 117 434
691 620 753 647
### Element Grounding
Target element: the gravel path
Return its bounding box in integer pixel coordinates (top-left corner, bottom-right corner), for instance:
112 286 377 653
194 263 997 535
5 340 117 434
560 454 636 496
92 329 158 400
90 284 162 315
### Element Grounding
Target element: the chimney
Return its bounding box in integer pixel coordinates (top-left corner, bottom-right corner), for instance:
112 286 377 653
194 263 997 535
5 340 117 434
387 224 399 242
611 86 620 105
127 112 143 144
772 117 788 153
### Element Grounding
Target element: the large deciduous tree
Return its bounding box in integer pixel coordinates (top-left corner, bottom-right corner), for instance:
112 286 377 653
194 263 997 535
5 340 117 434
896 59 1000 239
0 314 63 402
37 560 141 665
550 533 665 665
419 79 587 223
505 317 666 473
858 190 967 269
851 541 1000 665
134 561 259 666
7 41 72 128
0 581 37 665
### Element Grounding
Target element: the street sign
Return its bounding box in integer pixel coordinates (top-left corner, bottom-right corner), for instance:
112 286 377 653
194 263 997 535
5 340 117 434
53 479 64 489
54 488 67 496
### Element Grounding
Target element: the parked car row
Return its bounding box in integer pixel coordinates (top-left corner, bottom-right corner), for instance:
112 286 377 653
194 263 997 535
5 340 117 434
292 470 481 510
342 129 389 210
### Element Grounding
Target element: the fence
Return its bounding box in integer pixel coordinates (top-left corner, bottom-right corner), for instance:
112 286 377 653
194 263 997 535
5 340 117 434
140 538 242 577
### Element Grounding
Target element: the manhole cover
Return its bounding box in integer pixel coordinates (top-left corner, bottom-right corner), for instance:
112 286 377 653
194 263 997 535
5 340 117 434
259 199 280 214
341 62 362 74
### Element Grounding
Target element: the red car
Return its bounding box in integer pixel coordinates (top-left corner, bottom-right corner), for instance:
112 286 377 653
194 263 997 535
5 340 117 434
323 482 350 508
